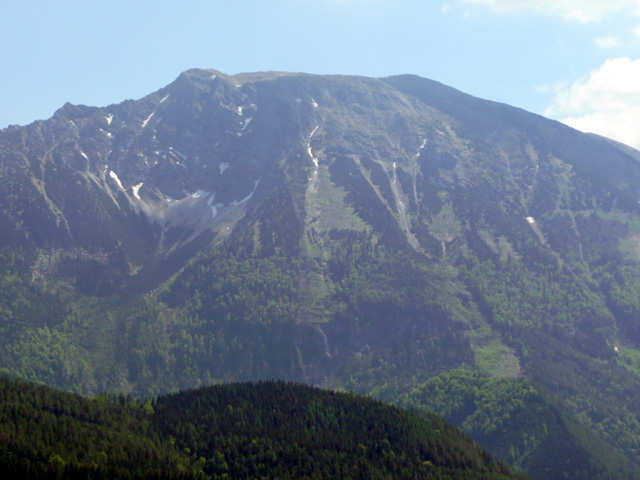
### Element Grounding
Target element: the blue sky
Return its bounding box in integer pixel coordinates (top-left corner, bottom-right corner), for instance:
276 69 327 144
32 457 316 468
3 0 640 146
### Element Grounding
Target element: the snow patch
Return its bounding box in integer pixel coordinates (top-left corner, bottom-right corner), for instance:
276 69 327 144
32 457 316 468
141 111 155 128
79 150 89 161
210 74 217 80
169 147 187 161
236 106 243 116
306 127 321 192
206 193 219 217
209 204 219 218
182 191 220 218
614 345 620 353
414 138 427 159
105 114 113 126
219 162 230 175
132 182 143 200
109 170 125 191
241 117 252 132
526 216 535 224
311 98 319 108
307 126 320 168
159 94 169 103
231 179 260 206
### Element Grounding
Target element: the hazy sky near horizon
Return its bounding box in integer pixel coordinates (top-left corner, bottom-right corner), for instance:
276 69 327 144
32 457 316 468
3 0 640 147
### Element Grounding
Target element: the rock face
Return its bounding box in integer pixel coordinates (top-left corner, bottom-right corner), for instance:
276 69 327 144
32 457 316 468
3 69 640 479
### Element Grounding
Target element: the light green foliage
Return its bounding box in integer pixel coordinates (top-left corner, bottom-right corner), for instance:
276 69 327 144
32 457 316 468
616 347 640 377
396 368 640 479
472 338 520 378
306 165 370 236
428 202 462 244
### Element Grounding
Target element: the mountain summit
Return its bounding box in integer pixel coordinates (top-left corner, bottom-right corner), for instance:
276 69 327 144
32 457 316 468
2 69 640 479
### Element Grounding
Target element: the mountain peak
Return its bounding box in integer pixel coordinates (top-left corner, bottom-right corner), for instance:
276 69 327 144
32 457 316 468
3 69 640 479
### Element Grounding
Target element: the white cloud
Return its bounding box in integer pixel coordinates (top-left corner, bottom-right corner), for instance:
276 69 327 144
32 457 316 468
594 36 621 48
546 58 640 148
634 24 640 36
460 0 640 22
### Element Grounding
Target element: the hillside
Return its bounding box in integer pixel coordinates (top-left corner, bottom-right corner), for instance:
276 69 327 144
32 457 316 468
0 377 525 479
0 377 202 479
2 69 640 478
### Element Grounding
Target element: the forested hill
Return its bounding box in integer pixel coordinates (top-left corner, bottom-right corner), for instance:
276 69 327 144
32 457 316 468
0 377 526 479
0 376 201 479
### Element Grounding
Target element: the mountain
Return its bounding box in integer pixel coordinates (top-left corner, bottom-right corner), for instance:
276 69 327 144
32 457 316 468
2 68 640 478
0 376 526 479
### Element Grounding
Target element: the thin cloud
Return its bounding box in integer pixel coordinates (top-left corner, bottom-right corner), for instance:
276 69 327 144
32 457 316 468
594 36 621 48
459 0 640 22
546 57 640 148
534 81 568 94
